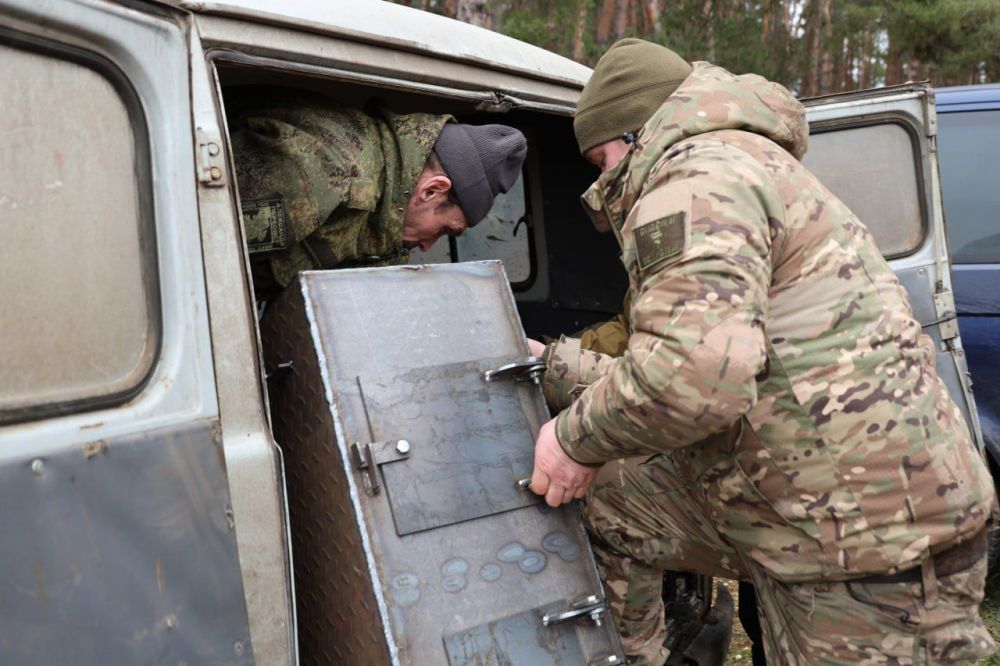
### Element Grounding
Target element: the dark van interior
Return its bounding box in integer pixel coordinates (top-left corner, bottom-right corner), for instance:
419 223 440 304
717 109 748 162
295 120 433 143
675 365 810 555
215 63 628 343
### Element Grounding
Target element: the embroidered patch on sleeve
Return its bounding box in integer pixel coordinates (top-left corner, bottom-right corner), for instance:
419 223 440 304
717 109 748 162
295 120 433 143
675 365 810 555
632 211 687 272
243 197 289 254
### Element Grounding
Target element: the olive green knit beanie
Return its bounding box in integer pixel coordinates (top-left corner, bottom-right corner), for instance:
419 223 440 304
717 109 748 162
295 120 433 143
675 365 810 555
574 38 693 155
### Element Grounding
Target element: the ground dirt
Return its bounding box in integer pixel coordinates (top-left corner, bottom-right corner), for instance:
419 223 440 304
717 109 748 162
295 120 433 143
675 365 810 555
720 573 1000 665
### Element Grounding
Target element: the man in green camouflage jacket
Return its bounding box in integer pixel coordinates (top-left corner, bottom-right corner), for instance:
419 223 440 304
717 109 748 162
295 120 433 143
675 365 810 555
528 39 997 664
229 92 526 295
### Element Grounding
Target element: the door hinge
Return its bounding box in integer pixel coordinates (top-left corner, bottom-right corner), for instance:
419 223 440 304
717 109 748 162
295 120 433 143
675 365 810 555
475 92 517 113
930 289 959 341
196 127 226 187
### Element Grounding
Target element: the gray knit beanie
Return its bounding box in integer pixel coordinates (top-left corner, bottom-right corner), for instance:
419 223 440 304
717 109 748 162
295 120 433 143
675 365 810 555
433 123 528 226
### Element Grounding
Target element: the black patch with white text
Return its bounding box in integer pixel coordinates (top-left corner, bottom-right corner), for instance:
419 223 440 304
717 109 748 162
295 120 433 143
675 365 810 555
243 197 288 254
633 212 686 272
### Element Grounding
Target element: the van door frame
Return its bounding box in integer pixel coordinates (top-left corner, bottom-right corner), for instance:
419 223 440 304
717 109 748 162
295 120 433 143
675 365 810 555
0 0 253 662
804 84 987 454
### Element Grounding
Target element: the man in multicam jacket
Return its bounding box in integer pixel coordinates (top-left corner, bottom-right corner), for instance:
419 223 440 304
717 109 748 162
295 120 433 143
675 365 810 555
527 38 997 664
228 91 526 296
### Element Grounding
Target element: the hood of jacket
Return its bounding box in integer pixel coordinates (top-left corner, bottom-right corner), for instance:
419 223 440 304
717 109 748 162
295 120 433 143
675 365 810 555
584 62 808 234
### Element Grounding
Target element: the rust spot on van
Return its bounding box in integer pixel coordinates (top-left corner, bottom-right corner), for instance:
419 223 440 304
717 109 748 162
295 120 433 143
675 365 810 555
80 421 104 430
83 441 108 459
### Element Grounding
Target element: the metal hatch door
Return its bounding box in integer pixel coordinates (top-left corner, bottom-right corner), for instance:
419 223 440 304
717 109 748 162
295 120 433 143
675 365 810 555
271 262 624 665
802 84 986 452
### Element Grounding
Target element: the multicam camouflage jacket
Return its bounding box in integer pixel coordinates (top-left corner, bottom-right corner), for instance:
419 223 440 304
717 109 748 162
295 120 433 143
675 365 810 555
550 62 995 581
230 96 451 287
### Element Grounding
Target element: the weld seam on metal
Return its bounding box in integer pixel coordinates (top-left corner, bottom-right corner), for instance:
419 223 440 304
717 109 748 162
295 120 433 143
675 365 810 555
300 278 401 666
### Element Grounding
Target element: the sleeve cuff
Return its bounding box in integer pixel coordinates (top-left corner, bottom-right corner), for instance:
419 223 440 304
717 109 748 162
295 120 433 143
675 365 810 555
555 406 613 467
542 336 583 411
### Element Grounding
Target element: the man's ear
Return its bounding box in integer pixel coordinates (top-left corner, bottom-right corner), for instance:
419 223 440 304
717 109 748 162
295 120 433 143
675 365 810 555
419 174 453 201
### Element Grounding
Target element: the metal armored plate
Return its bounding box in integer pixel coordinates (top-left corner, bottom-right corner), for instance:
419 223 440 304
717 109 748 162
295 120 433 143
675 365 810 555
265 263 624 664
443 601 583 666
360 359 538 536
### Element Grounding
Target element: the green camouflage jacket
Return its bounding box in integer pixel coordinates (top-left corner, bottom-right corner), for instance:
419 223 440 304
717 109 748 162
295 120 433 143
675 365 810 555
551 62 995 581
231 99 451 286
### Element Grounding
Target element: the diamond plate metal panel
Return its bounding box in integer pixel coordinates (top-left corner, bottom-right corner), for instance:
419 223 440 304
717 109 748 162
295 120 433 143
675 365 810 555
260 284 391 666
261 262 624 665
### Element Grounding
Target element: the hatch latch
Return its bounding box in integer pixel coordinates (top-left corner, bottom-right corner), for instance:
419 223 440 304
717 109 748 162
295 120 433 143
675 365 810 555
351 439 412 495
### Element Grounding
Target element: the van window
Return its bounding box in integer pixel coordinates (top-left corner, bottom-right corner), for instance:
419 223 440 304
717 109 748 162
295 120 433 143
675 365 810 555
456 174 530 283
803 122 924 258
937 110 1000 264
0 42 158 421
411 173 532 286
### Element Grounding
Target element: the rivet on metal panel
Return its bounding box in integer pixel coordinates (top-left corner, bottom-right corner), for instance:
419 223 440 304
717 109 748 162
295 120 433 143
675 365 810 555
234 640 245 656
207 142 220 157
396 440 411 455
30 459 44 476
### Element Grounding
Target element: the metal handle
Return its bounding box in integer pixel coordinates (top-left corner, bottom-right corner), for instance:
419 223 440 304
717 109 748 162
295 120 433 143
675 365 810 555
483 357 546 385
541 594 609 628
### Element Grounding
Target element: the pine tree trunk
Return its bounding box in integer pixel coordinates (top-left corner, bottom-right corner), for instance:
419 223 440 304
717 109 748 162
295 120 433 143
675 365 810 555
802 0 819 96
641 0 661 38
816 0 834 94
703 0 715 61
456 0 492 29
572 0 590 62
860 28 873 89
841 36 854 91
885 21 904 86
596 0 616 44
613 0 630 40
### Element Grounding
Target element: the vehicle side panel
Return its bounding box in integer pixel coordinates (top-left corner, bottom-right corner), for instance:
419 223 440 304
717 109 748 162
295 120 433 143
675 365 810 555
0 420 253 664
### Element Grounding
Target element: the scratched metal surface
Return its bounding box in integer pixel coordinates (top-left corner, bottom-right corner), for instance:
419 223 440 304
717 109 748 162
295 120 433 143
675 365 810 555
0 420 254 664
269 261 622 664
359 359 540 536
443 601 584 665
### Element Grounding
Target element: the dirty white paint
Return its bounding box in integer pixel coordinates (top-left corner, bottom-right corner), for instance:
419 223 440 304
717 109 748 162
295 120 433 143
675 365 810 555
180 0 590 88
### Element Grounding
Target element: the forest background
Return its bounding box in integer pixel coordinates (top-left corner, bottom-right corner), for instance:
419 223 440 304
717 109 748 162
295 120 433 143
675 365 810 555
388 0 1000 95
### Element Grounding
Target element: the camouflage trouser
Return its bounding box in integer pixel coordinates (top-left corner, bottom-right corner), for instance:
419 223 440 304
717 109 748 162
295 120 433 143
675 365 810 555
584 457 997 665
